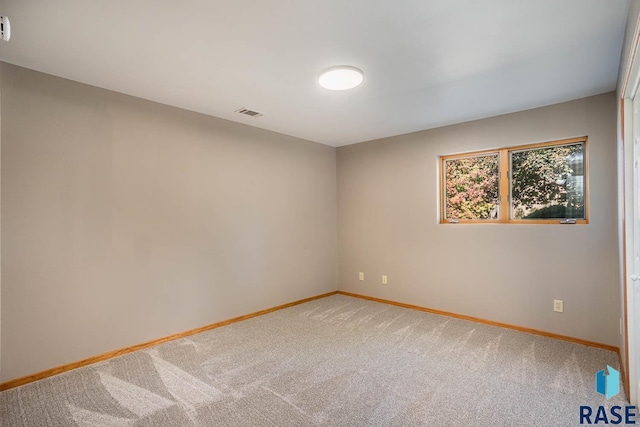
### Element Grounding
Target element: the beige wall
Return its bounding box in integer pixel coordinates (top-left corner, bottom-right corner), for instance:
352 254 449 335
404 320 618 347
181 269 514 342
337 92 620 346
0 63 337 382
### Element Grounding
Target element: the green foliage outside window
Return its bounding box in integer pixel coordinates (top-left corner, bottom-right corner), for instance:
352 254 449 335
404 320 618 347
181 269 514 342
511 144 584 219
442 140 586 222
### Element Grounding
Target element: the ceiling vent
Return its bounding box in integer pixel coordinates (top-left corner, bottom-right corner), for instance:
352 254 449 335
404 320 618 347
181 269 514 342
0 16 11 42
235 108 263 118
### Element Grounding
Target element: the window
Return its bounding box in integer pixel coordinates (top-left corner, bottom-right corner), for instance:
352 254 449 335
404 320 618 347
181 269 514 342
440 137 588 224
443 153 500 220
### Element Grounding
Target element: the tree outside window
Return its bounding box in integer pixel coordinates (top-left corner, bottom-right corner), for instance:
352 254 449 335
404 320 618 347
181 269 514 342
441 138 587 224
510 143 585 219
444 154 499 220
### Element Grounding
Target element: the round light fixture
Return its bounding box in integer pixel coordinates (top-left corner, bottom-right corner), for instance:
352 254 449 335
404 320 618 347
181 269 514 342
319 66 364 90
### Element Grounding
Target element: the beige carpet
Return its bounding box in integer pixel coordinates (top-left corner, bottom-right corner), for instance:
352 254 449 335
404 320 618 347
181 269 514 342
0 294 626 426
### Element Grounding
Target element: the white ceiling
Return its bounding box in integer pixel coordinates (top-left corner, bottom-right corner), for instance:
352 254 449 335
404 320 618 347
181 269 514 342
0 1 631 147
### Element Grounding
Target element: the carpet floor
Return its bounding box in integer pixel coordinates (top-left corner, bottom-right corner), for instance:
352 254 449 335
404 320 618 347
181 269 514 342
0 294 626 426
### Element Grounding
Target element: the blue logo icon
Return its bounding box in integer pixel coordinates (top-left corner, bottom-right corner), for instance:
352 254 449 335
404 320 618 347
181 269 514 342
595 365 619 399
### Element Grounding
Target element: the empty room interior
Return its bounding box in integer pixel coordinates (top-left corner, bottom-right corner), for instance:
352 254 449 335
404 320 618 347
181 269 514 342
2 1 640 426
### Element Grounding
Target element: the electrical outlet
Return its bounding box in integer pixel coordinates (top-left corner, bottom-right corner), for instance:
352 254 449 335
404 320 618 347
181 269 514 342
359 272 364 281
382 275 388 285
553 299 563 313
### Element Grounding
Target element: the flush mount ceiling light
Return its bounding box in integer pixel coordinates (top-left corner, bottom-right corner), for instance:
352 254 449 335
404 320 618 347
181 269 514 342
318 66 364 90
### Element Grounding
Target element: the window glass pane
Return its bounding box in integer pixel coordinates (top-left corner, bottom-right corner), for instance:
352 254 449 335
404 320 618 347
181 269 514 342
510 143 585 219
444 154 499 220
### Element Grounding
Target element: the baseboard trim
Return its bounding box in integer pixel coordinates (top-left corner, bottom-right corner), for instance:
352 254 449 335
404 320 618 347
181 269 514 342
0 291 338 392
2 290 622 395
337 291 619 353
